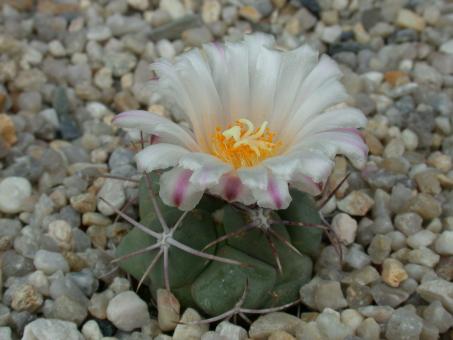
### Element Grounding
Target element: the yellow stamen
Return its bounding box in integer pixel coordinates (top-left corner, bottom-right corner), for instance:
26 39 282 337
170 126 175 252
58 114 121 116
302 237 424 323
212 119 281 168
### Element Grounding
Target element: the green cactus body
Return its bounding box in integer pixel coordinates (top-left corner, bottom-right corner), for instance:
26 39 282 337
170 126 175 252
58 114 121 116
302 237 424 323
116 174 323 316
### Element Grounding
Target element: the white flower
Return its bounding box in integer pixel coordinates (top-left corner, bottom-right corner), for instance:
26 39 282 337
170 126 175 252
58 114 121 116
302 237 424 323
113 34 368 211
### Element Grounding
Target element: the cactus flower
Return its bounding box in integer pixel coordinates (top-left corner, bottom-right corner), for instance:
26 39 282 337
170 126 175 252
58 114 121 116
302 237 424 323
113 34 368 211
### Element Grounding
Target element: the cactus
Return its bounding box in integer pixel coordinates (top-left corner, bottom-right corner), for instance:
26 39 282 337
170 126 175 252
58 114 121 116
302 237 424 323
113 172 324 317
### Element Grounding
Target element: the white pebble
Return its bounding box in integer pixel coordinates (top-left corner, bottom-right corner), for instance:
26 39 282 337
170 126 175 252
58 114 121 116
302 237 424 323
434 231 453 255
106 291 150 331
331 213 358 245
0 177 32 214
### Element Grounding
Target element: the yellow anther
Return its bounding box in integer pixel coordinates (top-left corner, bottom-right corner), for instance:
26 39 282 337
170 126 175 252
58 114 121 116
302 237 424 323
211 118 281 168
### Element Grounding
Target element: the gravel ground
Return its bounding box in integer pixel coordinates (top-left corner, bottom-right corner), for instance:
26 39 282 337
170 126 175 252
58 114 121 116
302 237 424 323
0 0 453 339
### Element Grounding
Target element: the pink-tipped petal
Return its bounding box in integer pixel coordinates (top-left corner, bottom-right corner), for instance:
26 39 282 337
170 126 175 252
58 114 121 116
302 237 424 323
252 174 291 210
178 153 232 189
159 167 204 211
209 173 255 205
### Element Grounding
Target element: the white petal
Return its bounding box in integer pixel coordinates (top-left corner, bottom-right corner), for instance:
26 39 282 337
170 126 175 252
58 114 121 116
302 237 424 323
209 173 255 205
135 144 190 172
269 44 318 131
295 107 367 140
178 153 232 189
159 167 204 211
224 41 250 121
237 166 268 190
284 81 348 142
293 129 368 168
113 110 199 150
249 47 281 125
252 173 291 210
152 61 210 149
264 151 334 183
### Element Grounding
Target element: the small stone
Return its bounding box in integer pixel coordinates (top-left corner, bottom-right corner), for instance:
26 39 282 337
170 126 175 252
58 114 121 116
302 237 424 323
368 235 392 264
364 132 384 155
385 306 423 340
314 280 348 311
239 6 262 23
22 319 84 340
427 152 452 172
49 40 66 57
414 171 441 195
395 8 426 31
423 301 453 334
81 320 103 340
70 193 96 213
48 220 73 250
49 295 88 326
331 213 357 245
249 312 303 339
356 318 380 340
409 194 442 220
321 25 342 44
382 258 408 288
109 277 131 294
157 289 180 331
160 0 186 19
341 309 363 333
418 279 453 314
0 177 32 214
11 284 43 312
82 212 111 227
337 191 374 216
383 138 405 158
94 68 113 90
401 129 418 151
370 282 410 308
34 250 69 274
0 327 12 340
156 39 176 59
394 213 423 236
406 247 440 267
182 27 213 47
434 231 453 255
268 331 295 340
128 0 149 11
440 40 453 55
173 308 209 340
106 291 150 331
87 26 112 42
202 0 221 23
88 289 114 319
215 321 247 340
316 308 353 339
97 179 126 216
406 229 436 250
346 283 373 308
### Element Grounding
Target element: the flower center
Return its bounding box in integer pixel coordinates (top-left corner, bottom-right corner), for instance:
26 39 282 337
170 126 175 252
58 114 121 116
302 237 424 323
212 118 281 168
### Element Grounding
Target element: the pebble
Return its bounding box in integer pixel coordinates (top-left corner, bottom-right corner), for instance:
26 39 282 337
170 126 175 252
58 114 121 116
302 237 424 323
368 234 392 264
173 308 209 340
314 280 348 311
385 305 423 340
0 327 12 340
106 291 150 331
157 289 180 332
33 250 69 274
249 312 303 339
49 295 88 325
395 9 426 31
406 247 440 267
97 179 126 216
409 194 442 220
440 40 453 55
81 320 103 340
382 258 408 288
22 318 84 340
11 284 43 312
406 229 436 249
215 321 248 340
0 177 32 214
70 193 96 213
434 231 453 255
356 318 380 340
337 191 374 216
316 308 353 340
331 213 357 245
239 6 262 23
